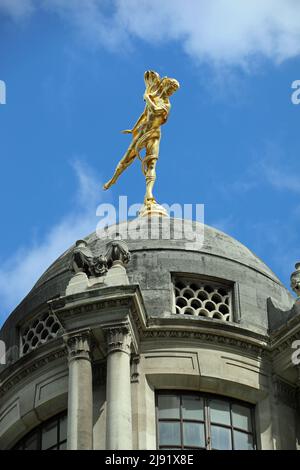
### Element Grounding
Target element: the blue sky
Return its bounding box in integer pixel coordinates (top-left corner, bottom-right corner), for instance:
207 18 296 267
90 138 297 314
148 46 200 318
0 0 300 325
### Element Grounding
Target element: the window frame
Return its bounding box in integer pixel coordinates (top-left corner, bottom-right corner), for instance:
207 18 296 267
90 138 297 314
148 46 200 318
12 411 67 450
156 391 256 450
171 273 240 322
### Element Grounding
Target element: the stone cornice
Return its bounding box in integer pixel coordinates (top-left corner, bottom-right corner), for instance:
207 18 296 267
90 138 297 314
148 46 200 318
6 283 300 400
273 375 297 409
50 286 270 358
49 284 144 314
0 343 67 398
142 328 266 356
270 319 300 355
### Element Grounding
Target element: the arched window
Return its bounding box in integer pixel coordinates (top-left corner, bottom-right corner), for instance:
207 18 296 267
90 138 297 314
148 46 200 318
13 411 67 450
156 392 255 450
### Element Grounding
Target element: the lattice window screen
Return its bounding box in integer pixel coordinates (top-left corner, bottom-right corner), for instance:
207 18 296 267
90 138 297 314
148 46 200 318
20 311 64 355
173 277 233 322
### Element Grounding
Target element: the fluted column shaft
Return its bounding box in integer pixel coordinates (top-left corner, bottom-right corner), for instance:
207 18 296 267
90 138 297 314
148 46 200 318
65 329 93 450
105 326 132 449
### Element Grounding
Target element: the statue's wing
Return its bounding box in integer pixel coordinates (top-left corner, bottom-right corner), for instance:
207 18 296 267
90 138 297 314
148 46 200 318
144 70 161 95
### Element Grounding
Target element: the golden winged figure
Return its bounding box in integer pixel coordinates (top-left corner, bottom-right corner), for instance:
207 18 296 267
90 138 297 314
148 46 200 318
103 70 180 208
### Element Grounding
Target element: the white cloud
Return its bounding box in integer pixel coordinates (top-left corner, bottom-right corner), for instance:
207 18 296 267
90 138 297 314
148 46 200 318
0 0 300 67
0 160 104 325
223 141 300 195
262 163 300 193
0 0 34 19
1 0 300 67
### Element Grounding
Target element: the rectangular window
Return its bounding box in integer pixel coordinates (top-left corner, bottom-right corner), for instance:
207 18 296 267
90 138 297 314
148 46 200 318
156 392 255 450
13 411 67 450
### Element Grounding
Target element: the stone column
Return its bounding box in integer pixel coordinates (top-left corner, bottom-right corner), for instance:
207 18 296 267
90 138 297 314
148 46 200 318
65 329 93 450
105 325 132 449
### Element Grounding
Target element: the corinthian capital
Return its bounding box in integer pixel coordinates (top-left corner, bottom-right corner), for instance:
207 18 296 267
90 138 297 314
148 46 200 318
105 325 132 355
64 329 92 361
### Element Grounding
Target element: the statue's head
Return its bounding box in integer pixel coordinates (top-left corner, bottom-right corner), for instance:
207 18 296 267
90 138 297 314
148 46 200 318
161 77 180 96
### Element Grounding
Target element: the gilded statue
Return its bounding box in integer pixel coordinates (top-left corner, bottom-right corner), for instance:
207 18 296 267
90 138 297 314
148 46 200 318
103 70 179 214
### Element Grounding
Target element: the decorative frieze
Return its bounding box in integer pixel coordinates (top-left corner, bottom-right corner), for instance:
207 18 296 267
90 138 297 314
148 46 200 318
273 375 297 409
142 329 265 355
51 297 131 320
271 329 300 355
0 348 67 398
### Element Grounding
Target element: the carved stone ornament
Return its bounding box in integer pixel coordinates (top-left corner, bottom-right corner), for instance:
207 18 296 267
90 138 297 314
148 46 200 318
64 330 92 361
291 262 300 298
70 238 130 279
105 236 131 268
105 326 132 355
70 239 108 278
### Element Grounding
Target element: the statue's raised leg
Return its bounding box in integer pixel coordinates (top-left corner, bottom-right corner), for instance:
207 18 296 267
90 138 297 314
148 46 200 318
103 145 137 190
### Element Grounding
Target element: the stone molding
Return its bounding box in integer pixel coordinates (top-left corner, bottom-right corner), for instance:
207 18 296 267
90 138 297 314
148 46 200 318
52 292 268 357
104 325 132 355
0 347 67 398
130 354 140 383
273 375 297 409
142 328 265 355
64 329 92 362
271 329 300 356
1 285 274 399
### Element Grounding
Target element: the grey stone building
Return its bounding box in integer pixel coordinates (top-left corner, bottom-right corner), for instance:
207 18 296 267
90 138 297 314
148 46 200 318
0 217 300 450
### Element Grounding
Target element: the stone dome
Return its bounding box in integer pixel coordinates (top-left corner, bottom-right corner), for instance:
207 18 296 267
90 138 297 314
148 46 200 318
1 218 299 452
1 218 294 339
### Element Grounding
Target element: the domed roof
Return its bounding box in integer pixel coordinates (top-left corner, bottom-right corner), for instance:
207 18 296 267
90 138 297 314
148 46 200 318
35 218 280 289
1 218 294 339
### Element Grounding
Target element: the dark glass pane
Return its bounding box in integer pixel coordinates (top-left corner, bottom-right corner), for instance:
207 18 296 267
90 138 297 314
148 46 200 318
24 433 38 450
232 404 252 431
182 396 204 420
159 422 181 446
210 399 230 425
211 425 232 450
41 419 58 450
59 441 67 450
183 422 205 447
59 414 67 441
158 395 180 419
233 431 254 450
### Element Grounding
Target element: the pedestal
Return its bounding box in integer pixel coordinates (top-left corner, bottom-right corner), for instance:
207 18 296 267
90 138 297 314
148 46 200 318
139 201 168 217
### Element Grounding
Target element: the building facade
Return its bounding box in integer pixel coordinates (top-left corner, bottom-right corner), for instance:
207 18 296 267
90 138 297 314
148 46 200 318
0 218 300 450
